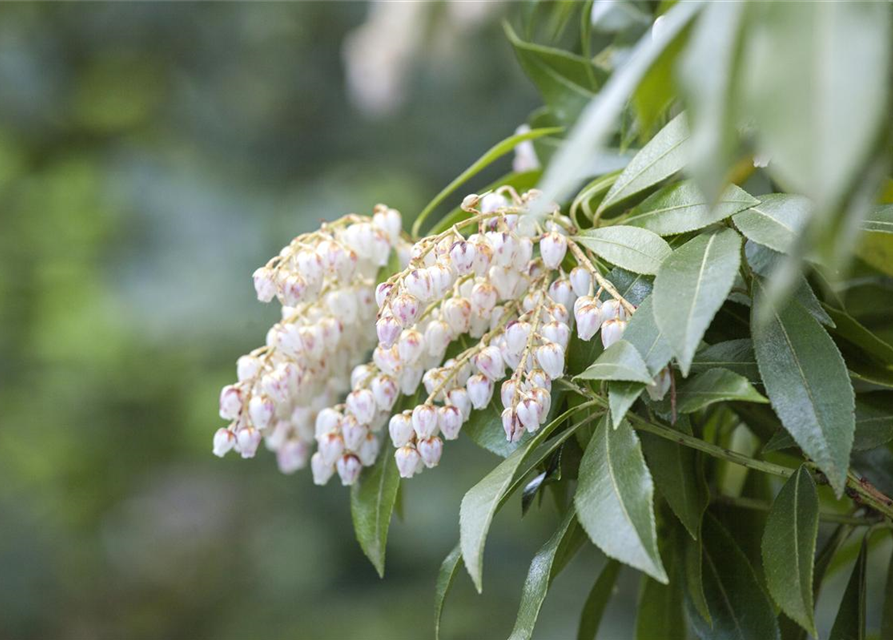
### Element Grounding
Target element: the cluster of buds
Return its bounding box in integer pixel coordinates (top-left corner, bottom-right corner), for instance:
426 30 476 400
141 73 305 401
214 206 411 484
216 189 640 487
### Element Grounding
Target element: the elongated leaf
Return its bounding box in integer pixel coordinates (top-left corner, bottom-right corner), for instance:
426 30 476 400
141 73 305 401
761 466 819 637
862 204 893 234
508 509 577 640
636 558 686 640
434 544 461 640
640 416 708 540
752 280 855 495
682 532 711 625
677 368 767 414
732 194 811 254
350 444 400 577
597 113 690 214
852 395 893 451
690 339 760 381
654 228 742 375
829 538 867 640
823 304 893 366
412 127 562 237
575 226 672 275
460 405 593 591
464 399 527 459
882 547 893 640
577 340 653 383
607 381 645 428
575 417 667 582
627 181 759 236
688 514 781 640
604 266 654 306
576 560 621 640
621 295 673 376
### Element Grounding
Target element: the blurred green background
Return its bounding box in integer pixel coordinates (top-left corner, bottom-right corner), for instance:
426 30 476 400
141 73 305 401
0 3 643 639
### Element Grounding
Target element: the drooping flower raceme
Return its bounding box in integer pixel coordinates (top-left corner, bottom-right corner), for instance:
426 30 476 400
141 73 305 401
215 190 638 486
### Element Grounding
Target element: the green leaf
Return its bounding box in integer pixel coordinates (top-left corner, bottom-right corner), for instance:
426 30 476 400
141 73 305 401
577 340 654 383
434 544 461 640
350 443 400 577
690 339 760 381
597 113 690 215
508 509 577 640
829 537 867 640
504 23 604 126
761 466 819 637
626 181 759 236
731 194 811 254
653 228 743 375
881 546 893 640
576 560 621 640
852 395 893 451
640 416 708 540
412 127 562 237
575 417 667 583
752 279 855 496
621 295 673 376
861 204 893 234
677 368 767 414
635 554 686 640
575 226 672 275
688 513 781 640
604 267 654 306
463 399 527 459
823 304 893 366
460 405 594 592
607 381 646 428
682 532 711 626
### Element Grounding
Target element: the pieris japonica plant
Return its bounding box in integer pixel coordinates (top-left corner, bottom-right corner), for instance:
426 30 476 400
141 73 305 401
217 2 893 638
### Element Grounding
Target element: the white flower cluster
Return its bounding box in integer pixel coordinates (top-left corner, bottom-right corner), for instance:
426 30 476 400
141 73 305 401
214 206 411 484
216 190 642 487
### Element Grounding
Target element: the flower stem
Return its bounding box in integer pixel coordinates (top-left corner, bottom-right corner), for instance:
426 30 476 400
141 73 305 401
566 239 636 315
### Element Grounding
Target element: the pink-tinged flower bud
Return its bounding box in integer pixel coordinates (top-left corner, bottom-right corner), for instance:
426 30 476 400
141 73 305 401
470 282 498 316
501 379 517 409
317 432 345 466
449 241 476 275
373 345 402 377
480 192 509 213
277 439 310 474
358 433 380 466
341 415 367 451
447 387 472 420
300 326 326 361
475 346 505 381
469 313 490 339
485 231 515 267
371 374 399 412
601 318 627 349
542 321 571 350
528 369 551 392
277 273 307 307
375 282 394 309
570 267 592 297
517 395 544 432
265 419 290 451
535 342 565 379
274 324 302 357
418 436 444 468
376 315 402 348
337 454 363 486
489 266 521 300
252 267 277 303
397 329 425 364
647 367 672 401
373 206 403 244
325 289 358 324
405 269 435 302
513 237 534 270
399 364 424 395
319 316 343 352
248 395 275 429
423 368 446 397
295 249 324 285
470 235 494 276
429 264 455 296
389 412 414 447
391 293 421 327
575 302 603 341
346 389 376 424
547 303 569 326
548 279 575 312
236 427 262 458
540 232 567 269
425 320 452 356
523 290 545 313
395 445 422 478
315 408 342 437
501 408 524 442
412 404 439 439
462 193 480 210
212 428 237 457
219 385 243 419
236 355 262 383
574 295 596 317
530 386 551 420
467 374 494 409
601 299 625 322
505 321 532 356
311 452 335 485
438 405 463 440
442 298 472 335
350 364 375 389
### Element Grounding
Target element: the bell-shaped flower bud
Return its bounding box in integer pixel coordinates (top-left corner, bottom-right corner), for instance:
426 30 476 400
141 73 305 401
311 452 335 485
542 321 570 350
300 325 326 361
418 436 444 468
399 364 424 395
575 300 602 341
530 386 551 420
371 374 399 412
517 394 544 432
501 408 524 442
528 368 551 392
376 314 402 348
236 355 262 383
341 415 367 451
548 278 575 312
540 232 567 269
601 318 627 349
449 240 476 275
219 385 243 420
505 320 532 356
425 320 452 357
372 206 402 244
395 445 423 478
547 302 569 326
535 341 565 380
429 264 455 297
486 231 516 267
358 433 381 466
317 431 345 466
411 404 439 439
480 192 509 213
391 293 421 327
474 346 505 381
389 412 414 448
438 405 463 440
346 389 376 424
212 428 237 457
252 267 277 303
601 299 626 322
513 236 534 270
405 269 435 302
375 282 394 309
278 274 307 307
315 408 342 437
336 454 363 486
647 367 672 401
442 297 472 335
501 379 517 409
236 426 262 459
489 266 521 300
447 387 472 420
471 282 498 316
248 395 275 430
570 267 592 297
277 439 310 474
397 329 425 364
470 235 494 276
373 345 402 377
467 373 494 409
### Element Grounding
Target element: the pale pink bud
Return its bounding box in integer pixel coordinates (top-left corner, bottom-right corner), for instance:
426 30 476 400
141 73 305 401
425 320 452 357
236 355 262 383
350 365 375 389
277 439 310 474
489 266 521 300
528 369 551 392
542 321 571 350
358 433 380 466
277 273 306 307
475 346 505 381
264 419 290 450
505 321 532 355
371 374 399 412
248 395 275 429
296 250 324 286
318 432 345 466
391 293 421 327
326 289 358 324
219 385 243 420
480 192 509 213
315 408 342 437
337 454 363 485
601 299 625 322
373 345 402 377
375 282 394 309
523 290 545 313
389 412 415 447
467 374 494 409
501 408 524 442
442 297 472 335
376 315 402 348
485 231 515 268
395 445 422 478
470 235 494 276
252 267 277 302
469 312 490 339
601 318 627 349
311 452 335 485
438 405 463 440
513 237 534 270
547 303 569 326
575 302 603 341
535 342 565 379
341 416 367 451
548 280 574 313
236 426 262 458
319 316 343 351
447 387 472 420
501 379 517 409
300 325 325 361
412 404 439 439
405 269 435 302
398 329 425 364
570 267 592 297
471 282 498 316
531 386 551 419
449 241 476 275
346 389 376 425
418 436 444 468
423 368 446 397
517 395 543 432
647 367 672 401
399 364 424 395
372 206 402 243
462 193 480 210
540 232 567 269
429 264 455 296
212 428 236 457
